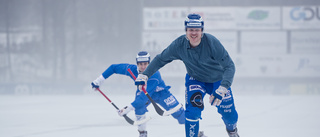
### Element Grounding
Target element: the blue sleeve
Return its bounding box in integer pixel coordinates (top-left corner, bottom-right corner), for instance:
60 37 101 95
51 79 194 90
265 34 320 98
101 63 138 80
101 63 162 109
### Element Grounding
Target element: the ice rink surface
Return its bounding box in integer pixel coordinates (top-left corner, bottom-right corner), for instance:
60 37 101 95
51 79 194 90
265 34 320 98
1 92 320 137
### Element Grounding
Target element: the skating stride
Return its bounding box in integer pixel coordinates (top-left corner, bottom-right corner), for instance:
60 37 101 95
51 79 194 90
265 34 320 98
92 51 207 137
135 13 240 137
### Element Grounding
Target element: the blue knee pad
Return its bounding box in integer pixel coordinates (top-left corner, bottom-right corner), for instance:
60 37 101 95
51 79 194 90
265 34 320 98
185 84 205 120
185 92 204 120
185 74 206 119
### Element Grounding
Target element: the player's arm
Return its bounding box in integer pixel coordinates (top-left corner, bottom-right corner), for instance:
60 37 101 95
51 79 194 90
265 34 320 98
91 64 136 89
209 39 235 106
213 40 235 89
143 41 180 77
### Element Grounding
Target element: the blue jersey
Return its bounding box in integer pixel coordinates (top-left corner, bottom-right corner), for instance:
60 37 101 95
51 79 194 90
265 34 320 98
101 63 171 109
143 33 235 89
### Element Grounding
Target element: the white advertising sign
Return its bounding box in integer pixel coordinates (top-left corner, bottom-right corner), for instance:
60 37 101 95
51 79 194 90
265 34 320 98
190 7 281 30
234 55 320 77
190 7 237 30
142 31 184 52
241 31 287 55
283 6 320 29
143 7 188 30
206 31 238 54
291 31 320 54
235 7 281 30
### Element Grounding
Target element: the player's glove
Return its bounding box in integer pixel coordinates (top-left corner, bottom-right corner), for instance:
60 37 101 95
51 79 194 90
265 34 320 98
209 86 228 106
118 105 135 116
91 82 99 89
135 74 148 91
91 75 105 90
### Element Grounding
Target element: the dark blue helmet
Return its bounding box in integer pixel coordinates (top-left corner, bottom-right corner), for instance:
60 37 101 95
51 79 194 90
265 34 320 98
136 51 150 64
184 13 204 31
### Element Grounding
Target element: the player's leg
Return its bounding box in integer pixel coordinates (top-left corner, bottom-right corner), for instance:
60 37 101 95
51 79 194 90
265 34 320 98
213 82 239 136
136 114 147 137
218 89 238 131
155 90 185 124
135 94 151 137
185 74 206 137
135 106 149 136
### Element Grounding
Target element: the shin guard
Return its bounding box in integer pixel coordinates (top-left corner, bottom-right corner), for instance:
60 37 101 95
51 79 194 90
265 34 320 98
185 118 199 137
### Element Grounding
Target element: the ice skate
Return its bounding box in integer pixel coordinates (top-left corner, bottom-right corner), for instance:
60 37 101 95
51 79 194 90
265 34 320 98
139 130 147 137
198 131 207 137
227 128 239 137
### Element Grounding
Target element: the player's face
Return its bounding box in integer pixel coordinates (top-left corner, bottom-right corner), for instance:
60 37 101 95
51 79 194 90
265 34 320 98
137 62 149 72
186 28 202 48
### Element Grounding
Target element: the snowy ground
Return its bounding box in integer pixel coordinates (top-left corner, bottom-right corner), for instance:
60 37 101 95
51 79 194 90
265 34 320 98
1 92 320 137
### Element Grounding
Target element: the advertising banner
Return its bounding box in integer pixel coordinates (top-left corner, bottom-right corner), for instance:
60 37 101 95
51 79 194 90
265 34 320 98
291 31 320 54
142 31 184 52
283 6 320 29
143 7 188 30
235 7 281 30
241 31 287 54
206 31 238 54
144 7 281 30
190 7 237 30
234 55 320 77
190 7 281 30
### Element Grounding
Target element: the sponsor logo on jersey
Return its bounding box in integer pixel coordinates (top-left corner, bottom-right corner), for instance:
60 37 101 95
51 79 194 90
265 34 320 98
164 95 177 106
189 85 205 93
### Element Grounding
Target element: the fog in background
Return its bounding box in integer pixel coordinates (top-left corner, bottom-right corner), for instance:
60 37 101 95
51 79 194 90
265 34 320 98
1 0 320 95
